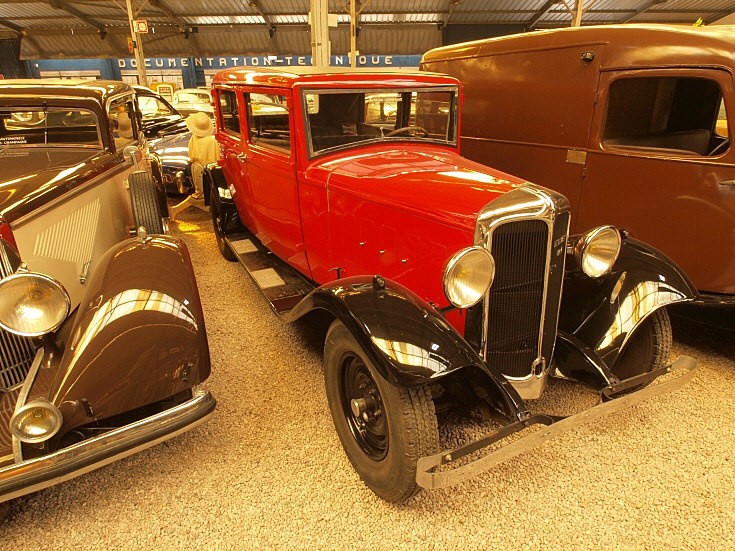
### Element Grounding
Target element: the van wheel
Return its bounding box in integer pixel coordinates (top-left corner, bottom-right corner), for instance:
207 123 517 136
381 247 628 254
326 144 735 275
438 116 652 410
613 308 672 384
129 171 165 235
324 320 439 503
210 188 236 261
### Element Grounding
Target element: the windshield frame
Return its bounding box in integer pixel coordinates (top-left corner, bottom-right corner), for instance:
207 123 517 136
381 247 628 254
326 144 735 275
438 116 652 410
300 85 459 159
0 106 103 150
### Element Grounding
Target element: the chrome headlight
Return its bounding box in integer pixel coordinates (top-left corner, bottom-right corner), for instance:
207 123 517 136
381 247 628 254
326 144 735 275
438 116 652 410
10 400 63 443
443 247 495 308
575 225 622 278
0 272 70 337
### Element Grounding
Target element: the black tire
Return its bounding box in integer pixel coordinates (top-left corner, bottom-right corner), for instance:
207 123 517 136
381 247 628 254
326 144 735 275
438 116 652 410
613 308 672 382
210 188 236 261
129 171 165 234
324 320 439 502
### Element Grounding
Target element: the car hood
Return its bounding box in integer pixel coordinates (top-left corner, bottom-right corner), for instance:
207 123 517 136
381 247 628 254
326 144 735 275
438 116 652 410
311 146 526 231
150 131 191 170
0 146 117 222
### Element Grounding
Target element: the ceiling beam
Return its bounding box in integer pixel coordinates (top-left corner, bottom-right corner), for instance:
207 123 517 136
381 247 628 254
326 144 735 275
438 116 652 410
527 0 557 28
45 0 106 32
441 0 461 28
704 3 735 24
619 0 666 23
0 19 45 57
149 0 202 55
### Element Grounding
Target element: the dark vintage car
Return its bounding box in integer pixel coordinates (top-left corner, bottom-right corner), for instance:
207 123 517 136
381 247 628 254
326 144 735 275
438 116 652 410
205 67 697 502
421 24 735 309
133 86 194 195
0 80 214 511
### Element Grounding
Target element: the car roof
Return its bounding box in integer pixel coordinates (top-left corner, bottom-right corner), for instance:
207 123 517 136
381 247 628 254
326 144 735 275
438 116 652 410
212 66 457 88
0 79 133 103
422 24 735 70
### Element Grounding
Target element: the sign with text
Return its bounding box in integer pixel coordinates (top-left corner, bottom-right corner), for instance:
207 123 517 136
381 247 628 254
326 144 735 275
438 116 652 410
117 54 421 71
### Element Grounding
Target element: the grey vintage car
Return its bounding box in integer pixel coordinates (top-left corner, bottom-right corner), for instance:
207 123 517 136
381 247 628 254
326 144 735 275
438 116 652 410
0 80 214 514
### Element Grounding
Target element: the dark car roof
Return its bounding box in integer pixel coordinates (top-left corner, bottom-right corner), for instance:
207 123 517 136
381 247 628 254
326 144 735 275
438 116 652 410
0 79 133 103
212 67 456 88
422 24 735 70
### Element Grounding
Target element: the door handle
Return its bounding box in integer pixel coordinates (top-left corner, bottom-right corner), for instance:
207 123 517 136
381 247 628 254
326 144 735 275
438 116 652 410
236 152 248 162
719 179 735 186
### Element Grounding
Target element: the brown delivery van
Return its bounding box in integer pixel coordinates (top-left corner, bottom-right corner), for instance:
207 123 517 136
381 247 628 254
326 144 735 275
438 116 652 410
422 24 735 304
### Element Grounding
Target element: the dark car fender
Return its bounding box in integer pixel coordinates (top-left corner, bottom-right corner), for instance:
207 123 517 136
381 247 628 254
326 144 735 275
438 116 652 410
283 275 527 421
557 236 697 387
29 235 210 436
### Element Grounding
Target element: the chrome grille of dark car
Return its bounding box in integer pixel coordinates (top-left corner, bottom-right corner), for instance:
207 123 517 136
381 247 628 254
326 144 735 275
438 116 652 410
484 220 549 378
0 261 36 390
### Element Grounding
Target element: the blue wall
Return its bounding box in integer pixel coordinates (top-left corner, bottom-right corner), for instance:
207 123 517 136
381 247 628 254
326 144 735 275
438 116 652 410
26 55 422 87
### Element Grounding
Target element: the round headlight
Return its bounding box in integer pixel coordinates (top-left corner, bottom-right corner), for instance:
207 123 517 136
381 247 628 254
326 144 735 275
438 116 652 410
575 225 622 278
10 400 63 444
0 272 70 337
443 247 495 308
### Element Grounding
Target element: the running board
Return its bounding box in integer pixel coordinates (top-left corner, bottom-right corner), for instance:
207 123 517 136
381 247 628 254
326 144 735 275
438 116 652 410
226 232 315 315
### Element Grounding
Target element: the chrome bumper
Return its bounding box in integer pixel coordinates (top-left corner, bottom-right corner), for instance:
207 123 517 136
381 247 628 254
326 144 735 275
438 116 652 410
416 356 697 489
0 390 215 503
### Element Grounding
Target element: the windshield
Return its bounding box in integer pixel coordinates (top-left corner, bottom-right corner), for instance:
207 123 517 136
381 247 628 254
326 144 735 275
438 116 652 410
303 87 458 157
138 95 175 119
0 107 101 147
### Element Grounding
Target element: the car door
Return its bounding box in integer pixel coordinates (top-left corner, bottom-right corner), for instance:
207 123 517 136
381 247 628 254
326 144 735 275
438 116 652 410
243 90 309 276
215 87 256 229
578 68 735 295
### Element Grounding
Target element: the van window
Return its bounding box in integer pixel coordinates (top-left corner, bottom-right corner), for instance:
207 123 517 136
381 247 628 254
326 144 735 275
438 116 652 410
246 93 290 152
218 90 241 135
603 77 727 156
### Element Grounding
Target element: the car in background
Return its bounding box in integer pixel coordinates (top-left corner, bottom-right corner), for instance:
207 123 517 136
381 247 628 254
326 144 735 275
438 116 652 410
134 85 188 139
0 79 214 511
173 88 214 118
206 67 697 503
421 24 735 307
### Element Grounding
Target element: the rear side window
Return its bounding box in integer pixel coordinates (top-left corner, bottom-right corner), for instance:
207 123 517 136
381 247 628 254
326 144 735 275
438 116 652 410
246 93 291 152
603 76 727 157
218 90 241 135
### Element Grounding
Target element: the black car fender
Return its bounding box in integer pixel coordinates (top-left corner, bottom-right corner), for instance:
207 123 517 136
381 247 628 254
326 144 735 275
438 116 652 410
28 235 210 437
557 236 697 383
283 275 527 420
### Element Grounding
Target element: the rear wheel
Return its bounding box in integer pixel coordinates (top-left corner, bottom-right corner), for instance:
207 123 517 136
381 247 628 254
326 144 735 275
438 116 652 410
210 188 236 261
324 320 439 502
129 171 165 234
613 308 672 382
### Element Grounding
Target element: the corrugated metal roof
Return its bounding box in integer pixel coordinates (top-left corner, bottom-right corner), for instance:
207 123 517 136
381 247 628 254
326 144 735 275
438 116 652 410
5 0 735 60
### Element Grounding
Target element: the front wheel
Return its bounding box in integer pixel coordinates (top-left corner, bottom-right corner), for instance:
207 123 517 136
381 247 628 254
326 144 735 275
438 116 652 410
613 308 672 382
210 188 236 261
324 320 439 502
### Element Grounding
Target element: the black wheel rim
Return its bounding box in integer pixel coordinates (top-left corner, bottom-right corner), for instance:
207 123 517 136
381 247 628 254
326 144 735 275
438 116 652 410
339 353 388 460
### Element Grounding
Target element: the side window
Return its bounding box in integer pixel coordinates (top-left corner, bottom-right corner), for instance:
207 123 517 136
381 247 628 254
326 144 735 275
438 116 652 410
109 97 138 151
138 95 173 119
246 93 291 152
603 76 726 156
218 90 241 135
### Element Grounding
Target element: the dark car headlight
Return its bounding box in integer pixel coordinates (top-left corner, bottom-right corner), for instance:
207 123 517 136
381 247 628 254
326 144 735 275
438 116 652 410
0 272 70 337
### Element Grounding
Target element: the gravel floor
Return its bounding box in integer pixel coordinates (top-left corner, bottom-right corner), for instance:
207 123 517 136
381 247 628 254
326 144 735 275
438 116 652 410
2 207 734 550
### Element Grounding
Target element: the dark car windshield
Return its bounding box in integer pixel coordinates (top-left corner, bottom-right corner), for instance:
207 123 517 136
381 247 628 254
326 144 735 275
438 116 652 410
0 107 101 148
303 87 458 157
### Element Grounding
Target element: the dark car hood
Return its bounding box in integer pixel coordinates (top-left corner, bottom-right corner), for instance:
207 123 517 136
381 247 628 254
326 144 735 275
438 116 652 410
309 146 525 231
150 131 191 170
143 116 188 139
0 146 117 222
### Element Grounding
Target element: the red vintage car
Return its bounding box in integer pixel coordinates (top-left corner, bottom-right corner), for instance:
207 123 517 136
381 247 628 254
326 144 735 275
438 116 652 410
206 67 697 502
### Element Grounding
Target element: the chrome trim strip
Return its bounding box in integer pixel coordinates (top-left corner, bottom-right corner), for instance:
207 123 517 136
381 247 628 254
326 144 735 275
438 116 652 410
10 348 44 463
0 390 215 504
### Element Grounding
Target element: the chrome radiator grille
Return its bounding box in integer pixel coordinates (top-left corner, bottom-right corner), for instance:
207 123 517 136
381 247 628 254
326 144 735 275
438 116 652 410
484 220 550 378
0 261 37 390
